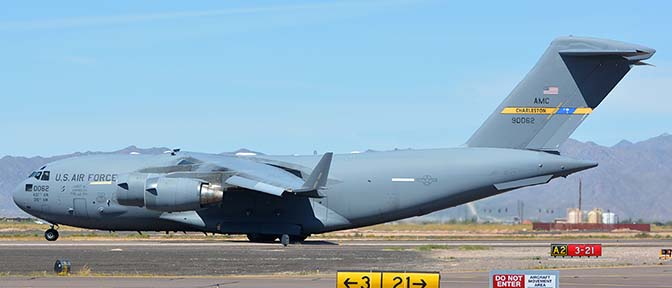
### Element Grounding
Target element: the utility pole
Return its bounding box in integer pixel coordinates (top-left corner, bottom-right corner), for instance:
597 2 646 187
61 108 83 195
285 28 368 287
578 178 583 223
578 178 582 213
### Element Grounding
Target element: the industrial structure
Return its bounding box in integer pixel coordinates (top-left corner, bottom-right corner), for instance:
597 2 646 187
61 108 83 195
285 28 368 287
532 179 650 232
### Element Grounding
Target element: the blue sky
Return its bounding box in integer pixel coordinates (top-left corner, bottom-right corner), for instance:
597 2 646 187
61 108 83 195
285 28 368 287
1 0 670 157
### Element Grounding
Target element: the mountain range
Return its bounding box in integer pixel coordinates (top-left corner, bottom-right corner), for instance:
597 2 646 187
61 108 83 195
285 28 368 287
428 134 672 222
2 135 671 221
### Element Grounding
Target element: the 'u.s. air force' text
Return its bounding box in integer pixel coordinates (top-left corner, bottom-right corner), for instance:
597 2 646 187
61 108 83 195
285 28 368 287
54 173 118 182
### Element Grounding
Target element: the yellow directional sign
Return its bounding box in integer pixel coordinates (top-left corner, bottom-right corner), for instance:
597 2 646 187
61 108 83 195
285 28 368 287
338 271 439 288
550 244 568 257
337 271 382 288
382 271 440 288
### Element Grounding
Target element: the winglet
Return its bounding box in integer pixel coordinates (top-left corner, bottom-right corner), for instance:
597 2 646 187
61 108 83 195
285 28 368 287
289 152 333 196
303 152 333 190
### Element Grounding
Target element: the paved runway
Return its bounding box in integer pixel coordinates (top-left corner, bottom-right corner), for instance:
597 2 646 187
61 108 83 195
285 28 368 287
1 239 671 287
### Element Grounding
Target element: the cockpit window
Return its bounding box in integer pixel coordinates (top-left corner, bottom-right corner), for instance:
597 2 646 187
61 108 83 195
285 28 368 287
34 171 42 180
28 171 37 179
41 171 50 181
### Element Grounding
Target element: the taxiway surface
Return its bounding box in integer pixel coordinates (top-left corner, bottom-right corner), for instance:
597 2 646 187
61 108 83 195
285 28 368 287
0 239 670 287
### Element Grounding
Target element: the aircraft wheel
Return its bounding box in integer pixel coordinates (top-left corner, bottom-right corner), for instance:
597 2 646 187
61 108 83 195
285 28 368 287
246 233 278 243
45 229 59 241
280 234 290 247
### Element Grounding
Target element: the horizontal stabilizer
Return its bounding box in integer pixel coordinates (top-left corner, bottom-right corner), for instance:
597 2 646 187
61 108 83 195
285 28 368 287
633 61 655 67
558 49 654 61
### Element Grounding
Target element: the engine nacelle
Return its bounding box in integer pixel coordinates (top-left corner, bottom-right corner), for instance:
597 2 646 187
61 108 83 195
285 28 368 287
144 177 223 212
115 173 148 207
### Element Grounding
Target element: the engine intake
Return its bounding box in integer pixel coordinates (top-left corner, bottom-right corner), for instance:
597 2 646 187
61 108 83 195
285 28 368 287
115 173 148 207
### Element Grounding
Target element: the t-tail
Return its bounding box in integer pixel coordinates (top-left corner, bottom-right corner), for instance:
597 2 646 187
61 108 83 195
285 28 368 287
466 36 655 152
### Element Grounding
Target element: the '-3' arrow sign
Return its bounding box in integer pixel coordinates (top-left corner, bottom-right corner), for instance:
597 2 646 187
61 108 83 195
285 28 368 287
343 278 358 288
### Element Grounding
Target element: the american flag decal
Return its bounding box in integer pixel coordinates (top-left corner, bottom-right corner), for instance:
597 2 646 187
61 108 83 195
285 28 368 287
543 86 559 95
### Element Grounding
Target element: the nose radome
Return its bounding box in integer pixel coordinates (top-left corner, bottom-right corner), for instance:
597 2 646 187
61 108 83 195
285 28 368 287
12 181 26 209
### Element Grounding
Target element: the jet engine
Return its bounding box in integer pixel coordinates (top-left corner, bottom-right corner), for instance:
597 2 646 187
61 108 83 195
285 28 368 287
144 177 223 212
116 173 223 212
115 173 147 206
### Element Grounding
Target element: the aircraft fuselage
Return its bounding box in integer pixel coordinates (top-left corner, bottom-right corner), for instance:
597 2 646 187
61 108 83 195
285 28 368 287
12 148 595 237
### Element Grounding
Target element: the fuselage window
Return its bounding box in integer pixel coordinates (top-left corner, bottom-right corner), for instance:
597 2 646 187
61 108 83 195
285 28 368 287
34 171 42 180
41 171 50 181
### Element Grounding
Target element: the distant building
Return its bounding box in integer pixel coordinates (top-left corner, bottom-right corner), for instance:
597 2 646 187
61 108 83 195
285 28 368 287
532 222 650 232
567 208 582 223
587 208 603 224
602 212 617 224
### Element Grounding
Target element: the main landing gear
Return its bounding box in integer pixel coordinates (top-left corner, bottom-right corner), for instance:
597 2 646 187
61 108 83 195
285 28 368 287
246 233 309 246
246 233 279 243
45 225 59 241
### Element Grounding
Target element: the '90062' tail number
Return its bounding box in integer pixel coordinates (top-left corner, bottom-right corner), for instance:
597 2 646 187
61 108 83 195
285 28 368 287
511 117 535 124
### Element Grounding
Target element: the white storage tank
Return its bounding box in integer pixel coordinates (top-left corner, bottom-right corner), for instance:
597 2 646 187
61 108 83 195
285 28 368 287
602 212 617 224
587 208 603 224
567 208 582 224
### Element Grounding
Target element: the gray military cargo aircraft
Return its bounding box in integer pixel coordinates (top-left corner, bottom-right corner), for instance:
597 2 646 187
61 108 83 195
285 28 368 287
12 36 655 245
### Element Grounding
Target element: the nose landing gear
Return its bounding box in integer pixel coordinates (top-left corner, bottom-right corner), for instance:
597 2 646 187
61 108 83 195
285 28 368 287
45 225 59 241
280 234 290 247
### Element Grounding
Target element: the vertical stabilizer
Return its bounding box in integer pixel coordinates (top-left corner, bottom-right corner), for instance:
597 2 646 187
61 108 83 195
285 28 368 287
466 36 655 151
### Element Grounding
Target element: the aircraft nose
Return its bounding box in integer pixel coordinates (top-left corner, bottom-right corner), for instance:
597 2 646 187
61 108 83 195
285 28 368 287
12 181 27 210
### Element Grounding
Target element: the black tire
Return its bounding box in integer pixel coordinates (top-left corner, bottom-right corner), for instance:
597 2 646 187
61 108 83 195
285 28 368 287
246 233 278 243
280 234 290 247
45 229 59 241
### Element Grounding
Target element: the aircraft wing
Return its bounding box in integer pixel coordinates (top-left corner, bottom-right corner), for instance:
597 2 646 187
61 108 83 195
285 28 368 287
224 174 287 196
195 152 333 198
